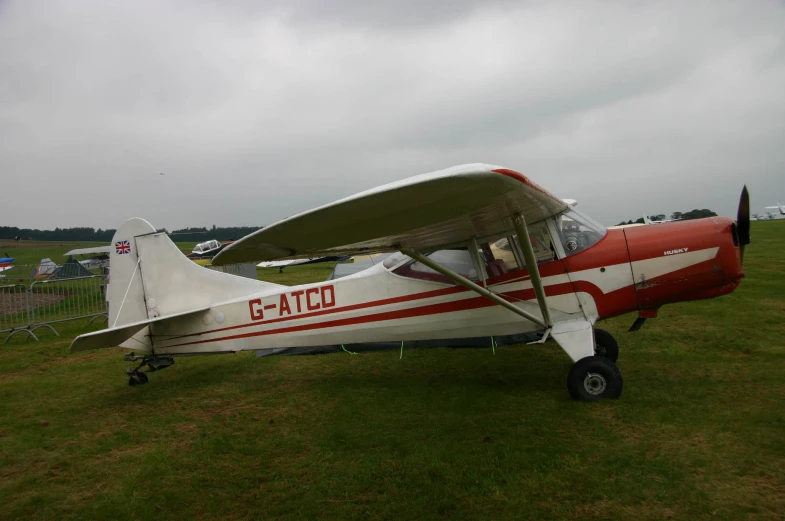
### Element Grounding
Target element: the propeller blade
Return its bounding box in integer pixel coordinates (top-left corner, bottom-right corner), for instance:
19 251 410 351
737 185 750 262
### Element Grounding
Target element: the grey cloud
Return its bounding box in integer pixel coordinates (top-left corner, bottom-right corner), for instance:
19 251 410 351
203 0 515 30
1 0 783 231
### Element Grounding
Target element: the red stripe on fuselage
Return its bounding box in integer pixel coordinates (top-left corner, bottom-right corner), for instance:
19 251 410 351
162 279 601 349
168 284 466 340
165 293 499 348
169 262 568 342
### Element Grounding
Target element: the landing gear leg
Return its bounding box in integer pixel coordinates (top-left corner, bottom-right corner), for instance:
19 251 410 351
123 353 175 386
550 320 624 401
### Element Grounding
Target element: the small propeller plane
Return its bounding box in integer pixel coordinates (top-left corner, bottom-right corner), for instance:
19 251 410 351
0 255 14 277
257 255 350 273
187 239 232 259
70 164 750 400
764 202 784 216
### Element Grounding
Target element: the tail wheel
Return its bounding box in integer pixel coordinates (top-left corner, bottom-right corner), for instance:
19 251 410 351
567 356 623 401
593 328 619 363
128 372 149 386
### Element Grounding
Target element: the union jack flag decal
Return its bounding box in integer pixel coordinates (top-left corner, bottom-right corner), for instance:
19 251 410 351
115 240 131 255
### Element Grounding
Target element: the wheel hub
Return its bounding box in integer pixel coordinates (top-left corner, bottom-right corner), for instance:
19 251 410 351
583 372 607 395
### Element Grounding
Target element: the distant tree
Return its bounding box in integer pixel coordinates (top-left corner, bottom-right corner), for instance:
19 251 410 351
0 224 263 242
650 214 666 222
634 217 644 224
671 211 683 220
681 209 717 220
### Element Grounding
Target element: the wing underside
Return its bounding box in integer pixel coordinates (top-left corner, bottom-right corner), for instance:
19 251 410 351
214 164 568 266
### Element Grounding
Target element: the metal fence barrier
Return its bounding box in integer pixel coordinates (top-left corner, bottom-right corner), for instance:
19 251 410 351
0 284 33 340
1 266 108 343
1 261 254 343
29 274 107 326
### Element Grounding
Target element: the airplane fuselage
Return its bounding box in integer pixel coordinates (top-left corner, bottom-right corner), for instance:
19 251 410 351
147 217 743 357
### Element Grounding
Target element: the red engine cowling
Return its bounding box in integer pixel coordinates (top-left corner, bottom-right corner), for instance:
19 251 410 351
622 217 744 310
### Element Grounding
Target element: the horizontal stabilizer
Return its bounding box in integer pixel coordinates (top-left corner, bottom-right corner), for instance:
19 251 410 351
70 306 211 352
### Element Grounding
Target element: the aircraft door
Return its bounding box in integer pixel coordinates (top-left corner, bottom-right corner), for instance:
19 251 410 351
551 212 636 321
485 221 584 319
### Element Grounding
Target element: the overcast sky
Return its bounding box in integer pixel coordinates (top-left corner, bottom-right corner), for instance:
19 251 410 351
1 0 783 230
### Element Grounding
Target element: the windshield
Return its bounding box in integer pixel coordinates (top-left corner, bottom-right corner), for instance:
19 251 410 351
553 209 607 255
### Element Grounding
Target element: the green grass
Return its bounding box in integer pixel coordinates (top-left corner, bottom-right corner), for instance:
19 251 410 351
0 240 106 267
1 221 784 520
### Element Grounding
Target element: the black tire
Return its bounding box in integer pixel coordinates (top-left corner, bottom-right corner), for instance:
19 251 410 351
593 328 619 363
128 372 149 386
567 356 623 401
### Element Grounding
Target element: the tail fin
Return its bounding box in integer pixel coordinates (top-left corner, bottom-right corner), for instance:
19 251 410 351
107 218 156 330
95 218 283 351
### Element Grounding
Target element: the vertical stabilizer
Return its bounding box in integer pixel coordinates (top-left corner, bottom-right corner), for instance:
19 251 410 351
108 218 156 328
107 218 156 351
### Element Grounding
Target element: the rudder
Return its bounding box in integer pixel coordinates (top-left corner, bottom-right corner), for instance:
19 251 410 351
108 218 157 329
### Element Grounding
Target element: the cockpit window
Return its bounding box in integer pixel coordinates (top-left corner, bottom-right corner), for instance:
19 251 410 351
553 209 607 255
391 249 479 285
383 217 574 285
494 238 512 252
409 250 478 279
194 240 220 254
490 221 555 271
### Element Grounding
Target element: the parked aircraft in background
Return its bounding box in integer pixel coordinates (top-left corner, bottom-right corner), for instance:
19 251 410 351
187 239 234 259
32 258 58 278
764 202 784 216
258 256 351 273
70 164 750 402
64 246 111 271
644 216 679 224
0 255 14 277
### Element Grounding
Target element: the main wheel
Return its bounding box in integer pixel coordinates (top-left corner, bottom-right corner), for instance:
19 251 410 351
593 328 619 363
567 356 623 401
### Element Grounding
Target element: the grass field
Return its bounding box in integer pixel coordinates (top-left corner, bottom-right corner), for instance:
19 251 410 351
0 240 200 267
1 221 784 520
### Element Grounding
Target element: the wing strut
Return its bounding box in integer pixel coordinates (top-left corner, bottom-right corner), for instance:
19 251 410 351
398 248 549 329
512 213 554 328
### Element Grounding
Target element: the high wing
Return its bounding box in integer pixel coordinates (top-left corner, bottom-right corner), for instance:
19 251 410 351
64 246 111 256
257 259 310 268
257 256 348 269
213 164 568 266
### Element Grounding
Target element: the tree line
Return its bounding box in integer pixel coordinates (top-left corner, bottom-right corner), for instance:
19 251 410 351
616 209 717 226
2 208 721 242
0 225 263 243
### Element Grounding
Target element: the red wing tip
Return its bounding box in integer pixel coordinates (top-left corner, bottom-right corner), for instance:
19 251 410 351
492 168 525 179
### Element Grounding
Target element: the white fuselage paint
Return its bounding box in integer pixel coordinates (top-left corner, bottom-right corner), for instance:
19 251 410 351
145 247 719 356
